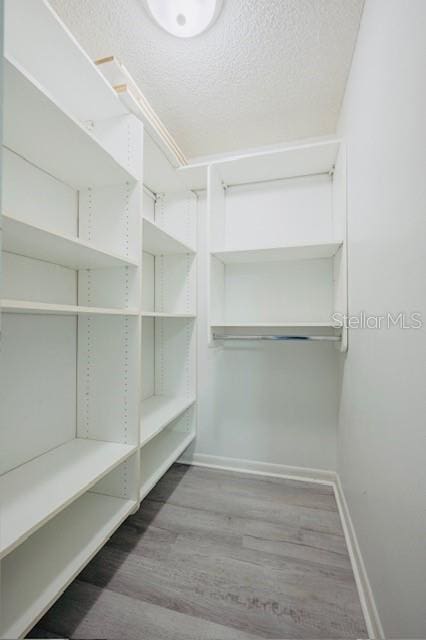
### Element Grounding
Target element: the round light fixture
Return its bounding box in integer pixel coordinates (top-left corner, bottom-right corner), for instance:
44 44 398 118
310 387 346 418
144 0 223 38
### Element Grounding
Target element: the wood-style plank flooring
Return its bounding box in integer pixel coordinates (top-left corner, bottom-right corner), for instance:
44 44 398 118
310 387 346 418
29 464 368 639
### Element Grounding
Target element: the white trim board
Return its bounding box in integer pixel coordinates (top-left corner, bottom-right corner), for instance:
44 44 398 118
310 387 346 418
179 452 336 485
178 451 384 640
333 475 385 640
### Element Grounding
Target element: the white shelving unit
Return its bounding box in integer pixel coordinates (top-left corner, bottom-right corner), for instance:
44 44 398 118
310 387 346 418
140 415 196 500
141 395 196 447
2 492 135 639
139 181 197 497
0 439 136 559
0 1 198 637
207 140 347 349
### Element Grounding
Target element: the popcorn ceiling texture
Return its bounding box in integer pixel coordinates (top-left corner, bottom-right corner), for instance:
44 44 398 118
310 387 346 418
50 0 364 159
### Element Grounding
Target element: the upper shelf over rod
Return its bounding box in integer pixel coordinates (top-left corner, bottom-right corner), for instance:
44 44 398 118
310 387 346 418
177 139 340 190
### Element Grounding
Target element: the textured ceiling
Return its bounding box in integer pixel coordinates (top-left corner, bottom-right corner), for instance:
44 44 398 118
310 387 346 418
50 0 364 159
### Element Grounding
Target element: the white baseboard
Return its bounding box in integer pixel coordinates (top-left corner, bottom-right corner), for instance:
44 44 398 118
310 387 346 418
179 451 384 639
333 475 385 640
179 452 336 485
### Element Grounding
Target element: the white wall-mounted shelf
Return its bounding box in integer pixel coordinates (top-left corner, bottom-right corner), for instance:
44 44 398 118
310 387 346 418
2 214 138 270
143 217 195 256
140 430 196 501
212 241 343 264
0 439 136 560
4 57 138 188
141 310 196 319
211 322 340 329
177 161 209 191
141 395 196 448
213 140 340 187
177 140 340 190
1 300 139 316
1 492 135 640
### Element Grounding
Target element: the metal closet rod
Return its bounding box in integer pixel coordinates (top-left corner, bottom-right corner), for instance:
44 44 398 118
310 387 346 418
212 334 341 342
223 170 332 190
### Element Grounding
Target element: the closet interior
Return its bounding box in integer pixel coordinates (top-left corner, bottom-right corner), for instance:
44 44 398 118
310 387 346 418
0 4 348 635
1 1 424 638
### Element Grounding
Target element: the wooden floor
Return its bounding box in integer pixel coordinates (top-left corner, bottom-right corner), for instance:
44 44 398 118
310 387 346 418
29 464 368 639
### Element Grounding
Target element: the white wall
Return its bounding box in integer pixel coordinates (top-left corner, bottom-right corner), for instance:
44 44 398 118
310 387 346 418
188 194 339 471
336 1 426 637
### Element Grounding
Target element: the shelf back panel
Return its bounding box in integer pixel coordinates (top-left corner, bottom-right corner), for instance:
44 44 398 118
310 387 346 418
224 174 333 250
0 314 76 475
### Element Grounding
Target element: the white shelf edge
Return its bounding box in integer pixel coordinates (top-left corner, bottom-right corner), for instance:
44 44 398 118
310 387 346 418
140 431 196 501
214 138 341 186
178 139 341 189
210 322 341 328
2 213 139 270
211 240 343 264
1 493 136 640
0 439 137 560
212 138 341 168
141 311 196 319
140 396 196 449
1 300 140 316
142 217 196 255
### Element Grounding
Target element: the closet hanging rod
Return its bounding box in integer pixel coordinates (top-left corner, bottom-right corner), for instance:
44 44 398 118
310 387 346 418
212 334 340 342
223 170 332 190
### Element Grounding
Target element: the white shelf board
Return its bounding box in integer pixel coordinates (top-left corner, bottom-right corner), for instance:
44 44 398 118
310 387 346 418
214 140 340 187
176 140 340 190
141 395 196 448
1 300 139 316
4 57 138 188
141 310 196 319
143 218 195 255
212 241 343 264
177 161 209 191
0 438 136 560
211 322 340 329
1 492 135 639
2 214 138 270
140 430 196 501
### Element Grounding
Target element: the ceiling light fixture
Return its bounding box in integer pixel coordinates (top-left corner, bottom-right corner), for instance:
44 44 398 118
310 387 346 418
144 0 224 38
